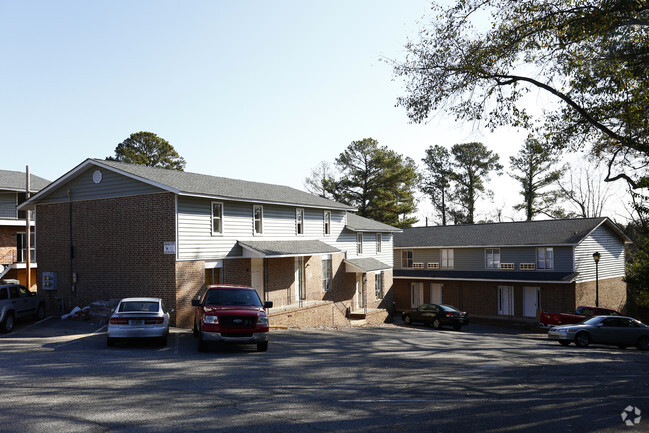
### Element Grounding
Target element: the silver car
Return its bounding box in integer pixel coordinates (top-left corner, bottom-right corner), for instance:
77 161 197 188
548 315 649 350
107 298 172 346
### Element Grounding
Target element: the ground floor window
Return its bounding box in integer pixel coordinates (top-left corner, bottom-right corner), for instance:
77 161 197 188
375 272 383 299
322 255 332 292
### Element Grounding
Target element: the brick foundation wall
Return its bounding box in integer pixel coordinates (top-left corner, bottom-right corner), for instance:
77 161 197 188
269 302 348 328
36 193 177 316
175 261 204 328
575 277 627 312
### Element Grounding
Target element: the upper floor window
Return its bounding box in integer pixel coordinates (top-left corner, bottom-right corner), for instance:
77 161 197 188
441 249 454 269
296 208 304 235
356 233 363 255
486 248 500 269
211 202 223 235
376 233 382 253
537 247 554 269
401 250 413 268
253 205 263 235
323 211 331 235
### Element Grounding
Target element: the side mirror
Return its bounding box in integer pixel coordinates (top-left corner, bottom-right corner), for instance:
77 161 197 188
168 308 176 314
191 299 201 307
264 301 273 309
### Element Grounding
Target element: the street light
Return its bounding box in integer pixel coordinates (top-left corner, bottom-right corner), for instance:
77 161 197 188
592 252 601 307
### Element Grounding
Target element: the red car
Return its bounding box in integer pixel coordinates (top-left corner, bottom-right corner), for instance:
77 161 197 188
192 285 273 352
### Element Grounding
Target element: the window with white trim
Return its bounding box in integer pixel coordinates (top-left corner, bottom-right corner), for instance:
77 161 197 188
486 248 500 269
211 202 223 235
537 247 554 269
375 271 384 299
323 211 331 235
322 254 332 292
440 249 454 269
356 233 363 255
253 205 263 235
401 250 413 268
376 233 382 253
296 208 304 235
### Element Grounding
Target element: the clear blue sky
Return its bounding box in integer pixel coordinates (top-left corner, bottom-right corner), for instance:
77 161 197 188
0 1 624 223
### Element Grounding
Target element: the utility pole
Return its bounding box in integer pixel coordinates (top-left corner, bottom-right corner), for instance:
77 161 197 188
26 166 31 291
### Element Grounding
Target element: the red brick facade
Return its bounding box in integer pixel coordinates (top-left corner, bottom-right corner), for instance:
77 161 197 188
394 276 626 320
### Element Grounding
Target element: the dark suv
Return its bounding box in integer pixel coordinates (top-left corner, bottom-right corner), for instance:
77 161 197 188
0 284 46 332
192 285 273 352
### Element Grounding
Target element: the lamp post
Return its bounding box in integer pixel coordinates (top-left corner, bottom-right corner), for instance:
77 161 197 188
592 252 601 307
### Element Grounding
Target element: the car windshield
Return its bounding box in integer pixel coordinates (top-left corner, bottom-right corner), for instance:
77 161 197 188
204 289 263 307
581 317 604 326
119 301 160 313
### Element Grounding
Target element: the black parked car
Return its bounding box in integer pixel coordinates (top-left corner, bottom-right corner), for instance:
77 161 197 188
402 304 469 330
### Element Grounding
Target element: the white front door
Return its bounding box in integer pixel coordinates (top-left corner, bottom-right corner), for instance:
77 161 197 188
411 282 424 308
251 258 264 302
523 286 540 317
430 283 443 305
498 285 514 316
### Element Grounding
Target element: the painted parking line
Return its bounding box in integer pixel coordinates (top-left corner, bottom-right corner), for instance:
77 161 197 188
52 324 107 349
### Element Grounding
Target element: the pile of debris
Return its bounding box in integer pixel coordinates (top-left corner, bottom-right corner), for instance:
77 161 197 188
61 299 120 324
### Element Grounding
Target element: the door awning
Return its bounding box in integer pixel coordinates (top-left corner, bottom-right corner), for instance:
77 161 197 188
345 258 391 273
239 240 340 258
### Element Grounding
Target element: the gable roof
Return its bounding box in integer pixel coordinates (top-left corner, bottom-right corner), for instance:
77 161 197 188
0 169 50 193
20 158 355 211
345 212 402 233
394 218 631 248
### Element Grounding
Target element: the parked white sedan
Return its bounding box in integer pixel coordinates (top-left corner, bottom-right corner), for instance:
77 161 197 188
107 298 172 346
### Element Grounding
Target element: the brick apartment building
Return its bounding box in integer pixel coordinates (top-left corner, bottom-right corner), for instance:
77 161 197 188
19 159 400 327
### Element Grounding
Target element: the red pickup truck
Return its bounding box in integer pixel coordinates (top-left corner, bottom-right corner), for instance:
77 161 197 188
539 306 620 328
192 285 273 352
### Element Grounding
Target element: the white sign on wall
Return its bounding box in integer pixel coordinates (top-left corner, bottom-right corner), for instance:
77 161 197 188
164 241 176 255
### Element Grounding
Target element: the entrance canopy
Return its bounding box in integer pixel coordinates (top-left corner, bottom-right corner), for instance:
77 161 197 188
239 240 340 258
345 258 391 274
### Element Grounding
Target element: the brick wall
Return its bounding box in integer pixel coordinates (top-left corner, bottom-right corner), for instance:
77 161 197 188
575 277 627 312
36 193 177 316
175 260 204 328
223 258 251 286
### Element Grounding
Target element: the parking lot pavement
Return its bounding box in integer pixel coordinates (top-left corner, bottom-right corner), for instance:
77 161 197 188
1 318 647 433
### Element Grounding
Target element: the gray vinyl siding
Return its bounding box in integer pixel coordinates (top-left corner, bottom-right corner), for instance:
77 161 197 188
0 193 17 219
394 246 573 272
37 167 162 204
574 224 626 282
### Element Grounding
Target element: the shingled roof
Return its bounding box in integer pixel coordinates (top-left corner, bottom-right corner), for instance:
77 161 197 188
0 169 50 192
394 218 631 248
345 212 402 233
21 159 355 211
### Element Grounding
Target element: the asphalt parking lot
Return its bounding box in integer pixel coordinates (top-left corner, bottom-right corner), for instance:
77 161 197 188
1 317 647 433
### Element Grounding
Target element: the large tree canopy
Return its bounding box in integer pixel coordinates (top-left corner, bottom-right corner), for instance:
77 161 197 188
107 131 186 171
394 0 649 190
326 138 419 227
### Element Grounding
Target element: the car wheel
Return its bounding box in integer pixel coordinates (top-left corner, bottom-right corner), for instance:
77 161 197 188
574 332 590 348
192 320 199 337
257 341 268 352
559 340 570 346
35 303 46 320
432 318 441 329
107 336 115 347
197 334 208 352
403 315 412 325
1 312 14 333
637 336 649 351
